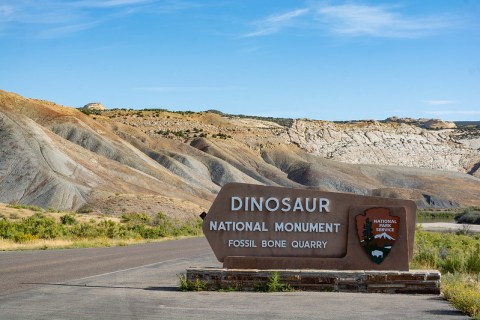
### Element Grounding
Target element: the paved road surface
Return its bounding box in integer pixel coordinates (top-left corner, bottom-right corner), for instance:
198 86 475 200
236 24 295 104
0 237 468 319
419 222 480 233
0 237 210 295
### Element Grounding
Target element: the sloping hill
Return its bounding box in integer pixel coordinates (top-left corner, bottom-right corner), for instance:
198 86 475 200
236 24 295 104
1 89 479 217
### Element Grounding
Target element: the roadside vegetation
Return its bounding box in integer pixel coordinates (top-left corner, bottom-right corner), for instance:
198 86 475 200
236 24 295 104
257 272 294 292
0 207 202 251
417 207 480 225
455 207 480 225
178 274 207 291
412 228 480 319
416 209 458 221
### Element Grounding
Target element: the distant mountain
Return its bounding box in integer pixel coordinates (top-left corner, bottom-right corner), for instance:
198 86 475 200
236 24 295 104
374 232 395 240
455 121 480 128
1 89 479 218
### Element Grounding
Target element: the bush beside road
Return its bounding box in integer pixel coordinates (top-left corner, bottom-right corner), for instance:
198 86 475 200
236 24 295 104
0 207 202 250
412 229 480 319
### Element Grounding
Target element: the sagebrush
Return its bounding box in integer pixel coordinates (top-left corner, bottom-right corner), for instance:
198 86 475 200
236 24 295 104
0 212 202 243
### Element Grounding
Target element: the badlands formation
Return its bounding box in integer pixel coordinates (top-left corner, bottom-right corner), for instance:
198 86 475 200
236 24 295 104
0 89 479 218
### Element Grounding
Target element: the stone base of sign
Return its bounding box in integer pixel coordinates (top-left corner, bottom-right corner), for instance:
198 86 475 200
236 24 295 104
186 267 441 294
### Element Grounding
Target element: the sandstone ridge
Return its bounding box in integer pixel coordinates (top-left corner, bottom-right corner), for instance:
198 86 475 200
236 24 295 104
83 102 107 111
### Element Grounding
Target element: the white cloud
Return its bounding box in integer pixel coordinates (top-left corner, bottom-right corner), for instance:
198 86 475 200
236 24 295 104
70 0 153 8
0 1 76 25
0 5 14 18
38 21 100 39
242 3 455 39
243 8 309 38
423 100 458 106
315 4 452 38
425 110 480 116
0 0 194 38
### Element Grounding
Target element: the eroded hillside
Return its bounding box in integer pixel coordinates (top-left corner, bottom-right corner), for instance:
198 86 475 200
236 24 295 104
1 89 479 217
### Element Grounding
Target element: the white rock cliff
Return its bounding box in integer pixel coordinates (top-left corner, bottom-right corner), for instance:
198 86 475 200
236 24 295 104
286 120 480 175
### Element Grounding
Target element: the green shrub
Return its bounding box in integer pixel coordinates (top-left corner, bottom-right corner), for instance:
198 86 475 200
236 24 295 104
60 214 77 225
412 229 480 274
417 210 457 220
13 233 37 243
178 274 207 291
466 245 480 274
79 108 102 116
22 213 63 239
0 211 202 244
0 219 15 239
98 220 122 238
212 133 230 140
455 210 480 225
414 246 438 268
443 274 480 319
440 253 465 273
0 213 64 241
9 213 19 220
70 222 102 238
257 272 294 292
77 207 94 214
409 229 480 319
121 212 152 225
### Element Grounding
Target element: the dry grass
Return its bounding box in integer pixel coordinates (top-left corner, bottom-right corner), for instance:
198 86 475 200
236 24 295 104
0 203 121 224
0 236 195 251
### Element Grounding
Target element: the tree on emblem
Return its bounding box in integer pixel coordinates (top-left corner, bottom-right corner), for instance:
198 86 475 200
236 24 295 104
362 218 374 245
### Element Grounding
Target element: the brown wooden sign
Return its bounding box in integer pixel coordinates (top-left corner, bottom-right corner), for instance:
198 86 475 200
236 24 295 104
203 183 417 270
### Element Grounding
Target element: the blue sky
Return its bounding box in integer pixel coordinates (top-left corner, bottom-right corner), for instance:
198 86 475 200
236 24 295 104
0 0 479 121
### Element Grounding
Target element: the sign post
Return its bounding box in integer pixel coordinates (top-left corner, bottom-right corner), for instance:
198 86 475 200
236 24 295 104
188 183 440 293
203 183 416 270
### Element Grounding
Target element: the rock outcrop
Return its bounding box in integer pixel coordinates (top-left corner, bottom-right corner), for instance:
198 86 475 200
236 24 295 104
285 119 480 174
385 117 456 129
423 119 457 129
83 102 106 111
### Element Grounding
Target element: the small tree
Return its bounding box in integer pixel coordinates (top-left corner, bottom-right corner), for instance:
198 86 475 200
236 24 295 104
362 218 374 245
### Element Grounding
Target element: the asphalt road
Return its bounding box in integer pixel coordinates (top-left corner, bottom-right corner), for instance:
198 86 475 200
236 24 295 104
0 237 212 296
419 222 480 233
0 237 468 319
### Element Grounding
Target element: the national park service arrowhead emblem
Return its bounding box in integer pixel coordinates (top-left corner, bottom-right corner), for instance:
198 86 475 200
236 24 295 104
356 207 400 264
